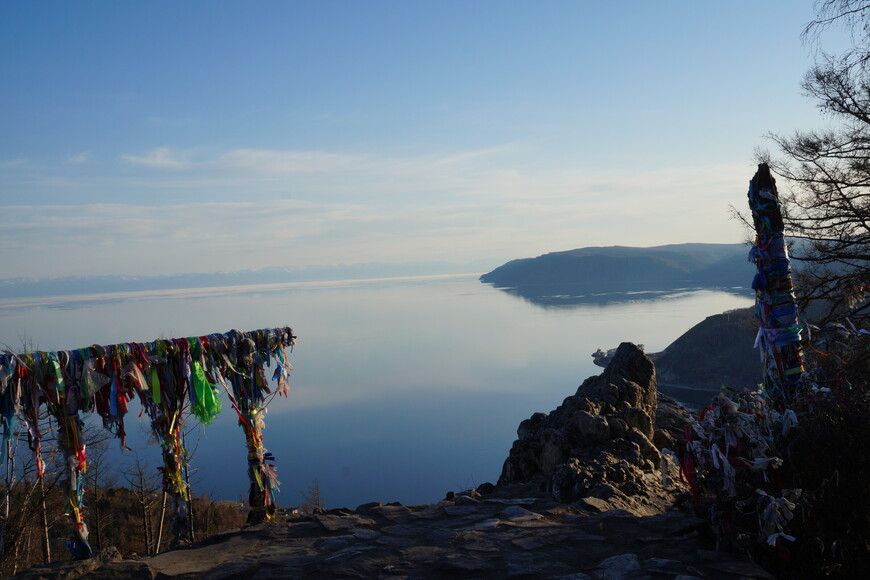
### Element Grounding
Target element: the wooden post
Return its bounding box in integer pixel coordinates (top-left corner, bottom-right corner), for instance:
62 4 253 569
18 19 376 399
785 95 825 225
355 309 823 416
747 163 805 401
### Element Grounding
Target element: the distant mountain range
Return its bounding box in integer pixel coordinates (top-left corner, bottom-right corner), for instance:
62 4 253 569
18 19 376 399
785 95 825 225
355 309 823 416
0 260 497 300
480 243 755 306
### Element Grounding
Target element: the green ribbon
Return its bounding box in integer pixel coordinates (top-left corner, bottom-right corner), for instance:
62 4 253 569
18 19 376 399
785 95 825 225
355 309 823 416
190 359 221 426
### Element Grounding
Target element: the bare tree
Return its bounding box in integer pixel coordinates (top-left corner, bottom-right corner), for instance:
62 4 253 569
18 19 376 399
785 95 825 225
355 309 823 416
762 1 870 320
752 5 870 575
300 479 323 515
85 436 117 552
121 452 161 554
803 0 870 70
0 416 65 575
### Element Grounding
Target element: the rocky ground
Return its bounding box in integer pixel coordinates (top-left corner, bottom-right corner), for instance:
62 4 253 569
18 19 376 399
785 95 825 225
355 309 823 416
13 343 774 580
15 492 772 579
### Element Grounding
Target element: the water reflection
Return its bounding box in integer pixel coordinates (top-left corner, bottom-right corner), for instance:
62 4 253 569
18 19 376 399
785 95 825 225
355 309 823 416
482 282 752 308
0 274 754 509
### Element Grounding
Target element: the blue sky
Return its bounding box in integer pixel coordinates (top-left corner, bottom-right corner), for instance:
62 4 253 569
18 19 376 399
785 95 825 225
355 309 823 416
0 1 840 278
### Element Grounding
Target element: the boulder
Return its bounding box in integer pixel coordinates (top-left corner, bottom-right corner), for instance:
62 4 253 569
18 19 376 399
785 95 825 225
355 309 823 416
498 342 685 510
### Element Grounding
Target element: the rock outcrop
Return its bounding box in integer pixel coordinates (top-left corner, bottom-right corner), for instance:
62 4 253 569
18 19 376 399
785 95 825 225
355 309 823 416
498 342 683 513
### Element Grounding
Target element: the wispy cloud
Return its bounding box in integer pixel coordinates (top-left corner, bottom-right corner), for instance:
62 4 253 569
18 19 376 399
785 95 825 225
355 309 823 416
120 147 191 169
117 145 507 177
111 146 749 206
66 151 92 164
0 165 749 279
214 149 358 173
0 158 30 169
1 142 753 278
105 145 527 205
145 116 199 127
119 146 366 176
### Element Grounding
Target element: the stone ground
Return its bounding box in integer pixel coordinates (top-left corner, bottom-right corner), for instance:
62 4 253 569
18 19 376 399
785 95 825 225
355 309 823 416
15 493 773 580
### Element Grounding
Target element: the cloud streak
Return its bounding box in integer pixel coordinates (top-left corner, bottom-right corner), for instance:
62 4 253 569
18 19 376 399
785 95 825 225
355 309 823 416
0 163 748 280
121 147 361 173
118 145 512 178
214 149 358 173
120 147 191 169
0 158 31 169
109 146 752 207
1 143 753 278
65 151 92 165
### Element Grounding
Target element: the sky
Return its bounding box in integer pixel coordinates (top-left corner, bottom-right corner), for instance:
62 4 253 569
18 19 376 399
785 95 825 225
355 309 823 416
0 1 845 279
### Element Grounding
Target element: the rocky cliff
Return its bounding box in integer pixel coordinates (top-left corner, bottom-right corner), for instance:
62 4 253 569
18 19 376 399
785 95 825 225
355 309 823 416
498 343 678 514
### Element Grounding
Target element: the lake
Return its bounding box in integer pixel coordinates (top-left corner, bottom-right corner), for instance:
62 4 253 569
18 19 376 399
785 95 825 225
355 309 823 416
0 274 754 509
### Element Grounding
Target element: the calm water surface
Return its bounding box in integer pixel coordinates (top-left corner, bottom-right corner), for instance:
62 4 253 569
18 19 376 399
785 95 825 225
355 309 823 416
0 274 753 508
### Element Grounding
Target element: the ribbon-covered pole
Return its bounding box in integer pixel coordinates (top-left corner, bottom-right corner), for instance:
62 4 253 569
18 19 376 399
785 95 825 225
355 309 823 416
0 325 295 558
748 163 805 401
211 328 295 524
45 352 93 559
129 339 195 546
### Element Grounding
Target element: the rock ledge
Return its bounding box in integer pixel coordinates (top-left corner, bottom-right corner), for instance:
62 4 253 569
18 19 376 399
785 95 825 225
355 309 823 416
15 495 772 579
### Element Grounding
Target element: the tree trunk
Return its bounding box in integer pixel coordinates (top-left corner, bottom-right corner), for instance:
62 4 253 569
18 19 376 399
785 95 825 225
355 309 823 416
146 497 154 554
182 439 194 543
155 491 167 555
140 489 155 554
38 478 50 564
1 439 14 559
92 486 101 551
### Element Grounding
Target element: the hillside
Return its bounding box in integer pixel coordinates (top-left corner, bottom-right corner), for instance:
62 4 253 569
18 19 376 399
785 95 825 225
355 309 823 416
480 243 752 306
653 307 760 408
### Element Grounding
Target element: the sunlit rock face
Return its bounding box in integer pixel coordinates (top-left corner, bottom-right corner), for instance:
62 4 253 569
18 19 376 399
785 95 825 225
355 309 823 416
498 342 683 512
